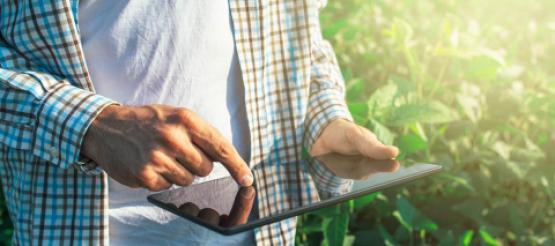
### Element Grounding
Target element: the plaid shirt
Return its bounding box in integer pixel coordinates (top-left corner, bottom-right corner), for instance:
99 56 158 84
0 0 352 245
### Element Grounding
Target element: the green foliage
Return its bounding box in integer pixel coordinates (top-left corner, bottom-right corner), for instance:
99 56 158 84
0 190 12 245
297 0 555 245
1 1 554 245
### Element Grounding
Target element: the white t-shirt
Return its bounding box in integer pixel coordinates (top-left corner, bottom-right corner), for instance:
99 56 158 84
78 0 253 245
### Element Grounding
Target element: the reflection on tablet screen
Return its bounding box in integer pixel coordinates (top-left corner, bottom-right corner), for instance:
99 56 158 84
147 154 441 234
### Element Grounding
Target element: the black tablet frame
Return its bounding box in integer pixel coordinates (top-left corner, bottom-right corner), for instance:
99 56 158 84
147 163 442 235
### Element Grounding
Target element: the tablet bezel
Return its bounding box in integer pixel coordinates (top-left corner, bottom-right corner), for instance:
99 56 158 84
147 163 442 235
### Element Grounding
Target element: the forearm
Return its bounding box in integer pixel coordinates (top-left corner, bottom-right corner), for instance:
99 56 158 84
303 1 354 195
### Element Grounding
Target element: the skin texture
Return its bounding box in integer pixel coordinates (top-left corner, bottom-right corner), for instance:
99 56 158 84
82 106 398 191
311 119 399 160
82 104 253 191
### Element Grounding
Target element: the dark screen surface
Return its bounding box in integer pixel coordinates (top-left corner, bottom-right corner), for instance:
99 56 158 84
147 155 442 235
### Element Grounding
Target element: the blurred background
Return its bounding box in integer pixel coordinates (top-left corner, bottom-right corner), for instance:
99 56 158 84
1 0 554 245
295 0 554 245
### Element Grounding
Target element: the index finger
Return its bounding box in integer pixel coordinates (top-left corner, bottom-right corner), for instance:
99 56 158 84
184 113 253 186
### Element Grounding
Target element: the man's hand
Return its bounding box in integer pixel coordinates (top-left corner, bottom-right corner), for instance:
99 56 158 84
82 104 253 191
311 119 399 159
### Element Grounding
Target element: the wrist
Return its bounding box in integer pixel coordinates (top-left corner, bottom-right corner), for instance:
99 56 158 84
81 104 122 160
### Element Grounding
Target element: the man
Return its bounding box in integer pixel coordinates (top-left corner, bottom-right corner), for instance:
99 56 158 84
0 0 398 245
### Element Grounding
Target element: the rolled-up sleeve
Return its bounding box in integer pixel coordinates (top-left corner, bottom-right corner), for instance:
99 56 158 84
303 0 354 197
1 43 116 171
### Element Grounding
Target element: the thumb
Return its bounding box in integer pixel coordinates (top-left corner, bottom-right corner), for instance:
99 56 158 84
352 127 399 159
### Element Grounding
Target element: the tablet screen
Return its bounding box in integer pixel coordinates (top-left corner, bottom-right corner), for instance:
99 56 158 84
147 154 441 234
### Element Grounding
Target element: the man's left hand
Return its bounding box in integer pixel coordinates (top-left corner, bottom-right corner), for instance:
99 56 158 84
311 119 399 159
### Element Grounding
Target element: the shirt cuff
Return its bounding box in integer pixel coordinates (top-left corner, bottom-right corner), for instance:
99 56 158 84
304 87 353 152
33 82 116 170
304 88 354 196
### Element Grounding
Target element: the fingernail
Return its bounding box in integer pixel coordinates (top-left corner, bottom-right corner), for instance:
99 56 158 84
240 174 253 186
391 146 400 155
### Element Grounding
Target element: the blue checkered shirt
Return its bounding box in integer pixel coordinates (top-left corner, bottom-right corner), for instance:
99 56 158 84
0 0 352 245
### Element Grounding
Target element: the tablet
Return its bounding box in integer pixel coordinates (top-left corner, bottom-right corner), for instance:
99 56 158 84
147 157 442 235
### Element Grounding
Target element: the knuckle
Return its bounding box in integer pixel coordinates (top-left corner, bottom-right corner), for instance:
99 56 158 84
137 168 156 184
366 131 377 140
156 124 171 135
197 162 213 177
347 126 364 139
162 133 180 148
190 152 203 166
180 176 193 186
147 151 165 167
176 108 193 123
182 151 202 167
156 126 175 141
172 173 192 187
215 141 231 159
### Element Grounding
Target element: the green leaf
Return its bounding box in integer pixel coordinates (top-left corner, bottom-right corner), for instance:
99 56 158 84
323 204 350 246
456 94 482 122
465 54 503 81
353 230 382 246
394 197 416 231
348 102 369 125
439 173 475 192
298 216 325 233
368 119 395 145
408 122 428 142
343 235 355 246
343 26 358 41
435 229 457 246
491 141 511 160
378 225 398 246
346 78 365 100
505 161 526 179
313 202 353 218
313 205 342 218
388 101 455 126
323 19 349 39
394 196 438 232
367 83 398 119
353 193 378 211
451 198 487 223
397 133 428 157
384 18 414 46
390 76 416 97
393 211 412 231
459 230 474 246
479 229 500 246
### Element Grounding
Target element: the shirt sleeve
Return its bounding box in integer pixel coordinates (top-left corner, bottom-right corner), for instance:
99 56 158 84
303 0 354 197
0 42 116 172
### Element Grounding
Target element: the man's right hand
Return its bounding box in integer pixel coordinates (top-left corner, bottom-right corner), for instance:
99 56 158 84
81 104 253 191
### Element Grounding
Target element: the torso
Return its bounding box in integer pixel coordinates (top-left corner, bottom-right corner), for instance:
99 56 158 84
78 0 252 244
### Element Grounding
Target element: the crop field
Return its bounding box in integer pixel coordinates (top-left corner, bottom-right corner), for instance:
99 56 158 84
296 0 555 245
1 0 554 245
